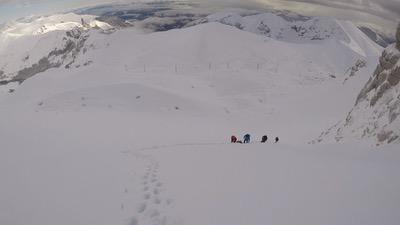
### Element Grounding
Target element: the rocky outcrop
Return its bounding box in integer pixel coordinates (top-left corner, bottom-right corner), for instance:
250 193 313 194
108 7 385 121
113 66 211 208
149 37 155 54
396 23 400 49
1 27 90 85
315 24 400 145
12 58 62 83
0 13 115 87
356 34 400 107
343 59 367 84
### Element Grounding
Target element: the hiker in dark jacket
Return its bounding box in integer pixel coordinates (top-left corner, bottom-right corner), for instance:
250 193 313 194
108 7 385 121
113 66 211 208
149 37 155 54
261 135 268 143
231 135 237 143
275 137 279 143
243 134 251 143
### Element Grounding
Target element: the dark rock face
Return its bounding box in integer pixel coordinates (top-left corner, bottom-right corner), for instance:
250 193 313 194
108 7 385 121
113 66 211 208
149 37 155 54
354 25 399 142
356 27 400 107
12 58 62 83
396 23 400 49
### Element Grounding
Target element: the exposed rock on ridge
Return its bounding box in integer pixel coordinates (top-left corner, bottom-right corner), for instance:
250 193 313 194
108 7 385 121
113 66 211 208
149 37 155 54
315 23 400 145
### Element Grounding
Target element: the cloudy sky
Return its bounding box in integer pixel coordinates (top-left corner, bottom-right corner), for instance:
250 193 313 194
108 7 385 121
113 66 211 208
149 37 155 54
0 0 399 33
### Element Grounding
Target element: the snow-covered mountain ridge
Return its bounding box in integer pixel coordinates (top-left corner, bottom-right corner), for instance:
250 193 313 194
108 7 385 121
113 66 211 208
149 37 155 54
358 25 396 48
315 24 400 145
0 9 382 87
192 9 349 43
75 2 395 47
190 9 383 58
1 8 400 225
0 13 114 85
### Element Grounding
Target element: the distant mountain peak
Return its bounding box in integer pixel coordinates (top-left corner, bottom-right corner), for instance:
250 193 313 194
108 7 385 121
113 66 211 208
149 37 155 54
358 25 396 48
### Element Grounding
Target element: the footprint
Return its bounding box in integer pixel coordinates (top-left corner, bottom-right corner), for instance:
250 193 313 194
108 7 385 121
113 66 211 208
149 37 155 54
129 217 138 225
143 186 149 192
153 188 159 195
144 193 151 200
149 209 160 218
151 178 157 183
156 182 162 187
166 199 173 205
137 203 147 213
153 197 161 204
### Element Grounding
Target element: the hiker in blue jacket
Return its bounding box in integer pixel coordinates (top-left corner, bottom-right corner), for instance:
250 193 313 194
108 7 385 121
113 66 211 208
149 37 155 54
243 134 251 143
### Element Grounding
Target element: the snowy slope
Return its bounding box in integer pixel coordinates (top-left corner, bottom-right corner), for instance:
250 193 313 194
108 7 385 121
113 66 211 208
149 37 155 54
0 10 398 225
336 20 383 57
0 20 381 141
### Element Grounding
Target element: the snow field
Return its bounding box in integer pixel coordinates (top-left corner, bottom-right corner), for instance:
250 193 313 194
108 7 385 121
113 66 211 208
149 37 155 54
0 15 397 225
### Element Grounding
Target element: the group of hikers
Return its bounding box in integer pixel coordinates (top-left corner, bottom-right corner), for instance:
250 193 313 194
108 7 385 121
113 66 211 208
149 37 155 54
231 134 279 144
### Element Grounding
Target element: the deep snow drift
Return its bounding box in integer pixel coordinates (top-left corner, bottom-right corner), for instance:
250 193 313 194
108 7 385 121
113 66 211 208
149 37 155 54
0 9 399 225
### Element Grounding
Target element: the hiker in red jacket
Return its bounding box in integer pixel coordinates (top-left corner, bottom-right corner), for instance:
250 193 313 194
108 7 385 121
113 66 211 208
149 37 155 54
231 135 237 143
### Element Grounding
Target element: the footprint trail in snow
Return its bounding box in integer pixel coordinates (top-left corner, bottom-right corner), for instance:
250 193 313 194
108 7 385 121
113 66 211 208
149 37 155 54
129 153 178 225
